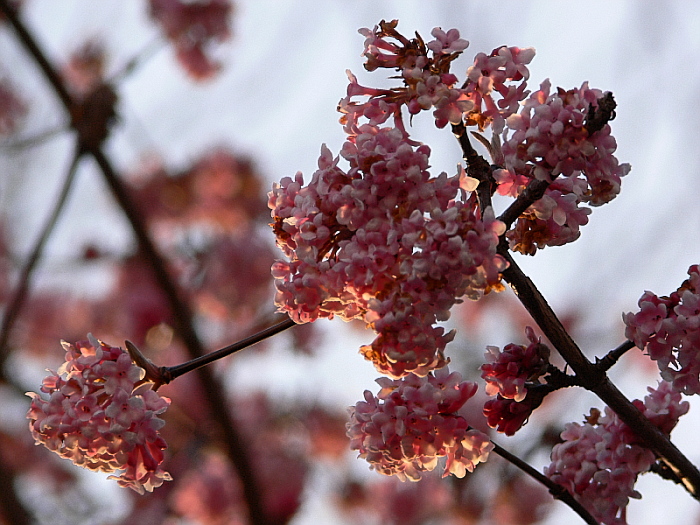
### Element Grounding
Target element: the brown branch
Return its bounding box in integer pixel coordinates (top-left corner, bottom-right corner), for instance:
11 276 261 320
159 317 296 384
452 122 495 210
498 178 551 229
490 439 598 525
499 246 700 499
0 3 272 523
0 460 32 525
596 340 635 372
585 91 616 135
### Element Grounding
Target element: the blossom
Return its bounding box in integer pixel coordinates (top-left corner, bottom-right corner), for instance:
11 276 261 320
480 327 551 435
26 335 171 494
545 382 687 524
482 389 547 436
342 21 474 131
148 0 232 80
623 265 700 395
347 368 493 481
464 45 535 133
481 326 550 402
270 126 507 378
426 27 469 55
500 80 630 254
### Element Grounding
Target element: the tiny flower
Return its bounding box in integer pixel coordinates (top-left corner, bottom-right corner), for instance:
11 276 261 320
426 27 469 55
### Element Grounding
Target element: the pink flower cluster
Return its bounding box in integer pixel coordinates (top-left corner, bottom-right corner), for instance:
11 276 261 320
26 335 171 494
341 20 534 135
480 327 551 435
148 0 232 80
270 125 506 378
624 265 700 395
342 21 472 132
481 326 550 402
499 80 631 254
545 382 688 525
346 368 493 481
337 20 629 257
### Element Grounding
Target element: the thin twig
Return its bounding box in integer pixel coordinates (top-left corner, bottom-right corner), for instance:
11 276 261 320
498 178 551 228
108 35 166 85
490 439 598 525
0 125 68 151
160 317 296 383
452 121 495 210
0 147 83 374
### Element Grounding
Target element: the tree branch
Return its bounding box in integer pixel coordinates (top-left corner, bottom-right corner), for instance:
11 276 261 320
498 178 551 229
596 340 635 372
490 439 598 525
452 122 495 210
0 460 32 525
125 317 298 388
499 246 700 498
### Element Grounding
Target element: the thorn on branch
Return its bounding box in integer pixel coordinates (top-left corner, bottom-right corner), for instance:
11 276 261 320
595 339 635 372
542 365 584 390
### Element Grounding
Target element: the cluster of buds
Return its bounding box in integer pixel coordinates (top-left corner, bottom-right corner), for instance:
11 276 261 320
480 327 551 435
499 81 630 254
340 20 534 137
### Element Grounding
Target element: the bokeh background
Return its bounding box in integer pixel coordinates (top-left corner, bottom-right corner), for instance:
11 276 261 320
1 1 700 524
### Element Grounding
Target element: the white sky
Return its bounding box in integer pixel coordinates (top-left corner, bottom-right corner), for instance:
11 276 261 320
2 1 700 524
